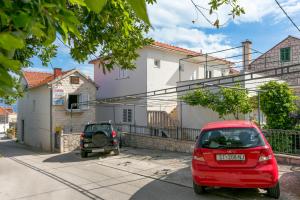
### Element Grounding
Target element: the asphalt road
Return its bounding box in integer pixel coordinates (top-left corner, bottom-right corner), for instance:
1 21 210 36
0 139 299 200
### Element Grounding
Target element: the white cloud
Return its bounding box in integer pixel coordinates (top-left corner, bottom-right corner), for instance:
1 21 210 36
147 0 300 60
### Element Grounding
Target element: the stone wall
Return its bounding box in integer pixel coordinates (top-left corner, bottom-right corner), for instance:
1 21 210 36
59 132 195 153
61 133 80 152
122 133 195 153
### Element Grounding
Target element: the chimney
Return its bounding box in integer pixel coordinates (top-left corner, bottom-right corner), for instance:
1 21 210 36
54 68 62 78
242 40 252 71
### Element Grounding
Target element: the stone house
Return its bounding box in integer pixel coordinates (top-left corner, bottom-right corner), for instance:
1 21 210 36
248 35 300 93
17 68 97 152
0 107 15 133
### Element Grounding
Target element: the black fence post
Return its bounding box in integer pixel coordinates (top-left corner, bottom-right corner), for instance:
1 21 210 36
176 126 179 140
129 124 132 133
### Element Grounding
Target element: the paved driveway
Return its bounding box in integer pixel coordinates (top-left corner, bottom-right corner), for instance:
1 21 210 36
0 139 299 200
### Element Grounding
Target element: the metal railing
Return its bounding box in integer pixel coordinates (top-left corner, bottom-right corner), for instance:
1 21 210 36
264 129 300 155
61 123 300 155
114 123 200 141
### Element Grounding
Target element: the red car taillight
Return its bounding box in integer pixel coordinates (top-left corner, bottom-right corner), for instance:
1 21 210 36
193 148 205 162
258 148 273 163
112 130 117 138
80 132 85 140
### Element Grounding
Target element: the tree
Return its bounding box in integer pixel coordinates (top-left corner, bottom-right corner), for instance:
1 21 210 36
0 0 155 104
182 85 252 119
260 81 297 129
0 0 243 104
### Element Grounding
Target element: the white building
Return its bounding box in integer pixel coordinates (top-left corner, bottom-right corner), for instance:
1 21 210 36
0 107 13 133
90 41 233 127
17 68 97 151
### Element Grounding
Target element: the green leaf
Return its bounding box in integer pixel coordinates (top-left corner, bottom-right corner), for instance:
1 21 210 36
12 12 31 28
85 0 107 13
69 0 87 6
127 0 150 24
0 54 21 72
0 33 24 50
31 22 46 38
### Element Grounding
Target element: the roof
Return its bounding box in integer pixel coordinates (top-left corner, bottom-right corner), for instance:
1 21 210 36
151 41 201 56
23 69 95 89
229 68 240 75
88 41 233 65
0 107 12 116
202 120 256 130
250 35 300 66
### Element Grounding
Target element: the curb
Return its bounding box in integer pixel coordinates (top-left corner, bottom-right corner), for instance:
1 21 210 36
275 154 300 166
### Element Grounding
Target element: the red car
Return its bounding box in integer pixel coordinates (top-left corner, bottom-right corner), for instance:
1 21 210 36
192 120 280 199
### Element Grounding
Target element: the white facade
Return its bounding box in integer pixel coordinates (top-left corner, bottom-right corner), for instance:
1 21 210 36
92 44 231 126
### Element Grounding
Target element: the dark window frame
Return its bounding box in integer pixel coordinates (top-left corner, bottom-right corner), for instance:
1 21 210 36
280 47 291 62
70 76 80 84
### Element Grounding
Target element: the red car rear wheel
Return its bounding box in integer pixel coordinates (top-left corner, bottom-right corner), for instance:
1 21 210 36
193 181 206 194
267 182 280 199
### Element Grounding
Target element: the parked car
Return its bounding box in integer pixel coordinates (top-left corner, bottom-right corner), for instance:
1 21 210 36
80 122 121 158
192 120 280 199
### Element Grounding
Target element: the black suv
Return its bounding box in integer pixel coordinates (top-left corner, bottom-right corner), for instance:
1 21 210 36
80 122 121 158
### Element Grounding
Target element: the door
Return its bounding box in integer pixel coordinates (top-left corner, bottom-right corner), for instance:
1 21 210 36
21 120 24 142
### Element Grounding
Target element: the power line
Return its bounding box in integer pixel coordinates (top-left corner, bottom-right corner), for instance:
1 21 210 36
274 0 300 33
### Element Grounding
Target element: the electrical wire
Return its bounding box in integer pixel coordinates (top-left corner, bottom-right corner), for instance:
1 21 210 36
274 0 300 33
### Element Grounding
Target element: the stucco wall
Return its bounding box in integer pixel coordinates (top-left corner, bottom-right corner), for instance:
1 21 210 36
17 85 51 151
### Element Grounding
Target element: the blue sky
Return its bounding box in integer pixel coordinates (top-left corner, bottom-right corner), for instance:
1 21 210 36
29 0 300 77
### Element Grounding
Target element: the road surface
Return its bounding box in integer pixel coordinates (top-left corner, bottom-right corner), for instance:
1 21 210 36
0 139 299 200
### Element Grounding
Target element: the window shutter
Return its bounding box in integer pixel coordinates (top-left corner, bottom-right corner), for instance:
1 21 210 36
80 93 89 110
287 48 291 61
280 48 284 62
128 109 132 122
123 109 127 122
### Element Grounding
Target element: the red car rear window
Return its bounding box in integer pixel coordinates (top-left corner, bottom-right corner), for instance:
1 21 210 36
198 128 265 149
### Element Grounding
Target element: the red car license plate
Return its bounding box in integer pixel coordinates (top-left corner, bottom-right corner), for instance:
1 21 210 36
216 154 245 161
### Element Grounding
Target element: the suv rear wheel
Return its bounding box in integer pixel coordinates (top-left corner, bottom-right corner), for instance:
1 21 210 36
81 150 88 158
193 181 206 194
113 146 120 155
267 182 280 199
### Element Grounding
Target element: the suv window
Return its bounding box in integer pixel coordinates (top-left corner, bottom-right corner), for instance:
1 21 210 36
198 128 265 149
84 124 112 133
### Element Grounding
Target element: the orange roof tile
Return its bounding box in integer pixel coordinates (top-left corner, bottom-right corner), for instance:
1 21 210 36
23 70 71 89
151 41 201 56
0 107 10 116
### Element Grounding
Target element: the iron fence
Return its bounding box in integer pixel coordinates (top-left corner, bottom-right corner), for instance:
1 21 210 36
263 129 300 155
61 123 300 155
114 123 200 141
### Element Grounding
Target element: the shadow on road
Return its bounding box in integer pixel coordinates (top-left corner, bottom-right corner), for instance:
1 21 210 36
129 166 298 200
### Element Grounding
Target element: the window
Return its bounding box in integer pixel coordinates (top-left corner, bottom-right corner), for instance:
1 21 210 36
280 47 291 62
198 128 265 149
68 94 79 109
70 76 80 84
123 109 132 123
221 69 225 76
68 93 89 110
206 70 213 78
119 69 129 79
154 59 160 68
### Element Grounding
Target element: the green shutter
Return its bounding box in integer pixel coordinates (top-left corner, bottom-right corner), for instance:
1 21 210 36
280 48 284 62
286 47 291 61
280 47 291 62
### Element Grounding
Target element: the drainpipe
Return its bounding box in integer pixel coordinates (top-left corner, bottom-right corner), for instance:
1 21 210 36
50 86 53 152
